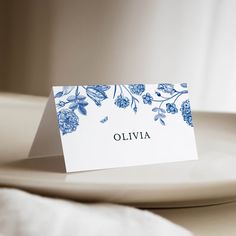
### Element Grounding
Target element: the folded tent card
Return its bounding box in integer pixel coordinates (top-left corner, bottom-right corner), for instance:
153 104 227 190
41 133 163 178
29 83 198 172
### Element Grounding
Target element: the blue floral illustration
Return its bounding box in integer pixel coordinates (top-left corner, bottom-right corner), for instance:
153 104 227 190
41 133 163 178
54 83 193 135
128 84 145 95
180 99 193 127
114 95 130 108
57 109 79 135
100 116 108 123
180 83 187 88
57 101 66 108
142 93 153 105
152 107 166 125
166 103 178 114
158 83 176 95
113 85 139 113
86 85 110 106
150 84 189 126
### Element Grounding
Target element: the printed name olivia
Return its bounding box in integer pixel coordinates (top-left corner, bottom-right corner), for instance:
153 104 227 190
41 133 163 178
113 131 151 141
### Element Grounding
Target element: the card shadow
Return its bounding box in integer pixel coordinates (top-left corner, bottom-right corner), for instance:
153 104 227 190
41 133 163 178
4 156 66 173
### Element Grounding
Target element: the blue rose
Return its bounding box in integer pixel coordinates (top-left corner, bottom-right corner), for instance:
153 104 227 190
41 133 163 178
166 103 178 114
157 83 176 94
114 95 130 108
128 84 145 95
180 100 193 127
142 93 153 105
57 109 79 135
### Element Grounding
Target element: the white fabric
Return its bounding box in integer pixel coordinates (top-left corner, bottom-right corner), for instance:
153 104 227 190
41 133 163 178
0 188 191 236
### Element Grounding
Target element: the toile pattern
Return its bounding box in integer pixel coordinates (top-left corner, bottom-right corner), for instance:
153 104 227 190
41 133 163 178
54 83 193 135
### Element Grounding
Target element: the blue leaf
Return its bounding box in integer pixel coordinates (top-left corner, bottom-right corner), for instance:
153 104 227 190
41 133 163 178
69 102 77 110
180 83 187 88
100 116 108 123
62 86 75 95
78 105 87 115
159 113 166 118
78 100 88 106
159 108 166 113
96 85 111 91
154 114 159 121
67 95 76 101
160 119 165 126
152 107 159 112
55 91 63 98
77 95 86 100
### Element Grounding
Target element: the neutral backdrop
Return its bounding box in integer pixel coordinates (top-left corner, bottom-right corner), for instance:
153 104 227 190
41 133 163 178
0 0 236 112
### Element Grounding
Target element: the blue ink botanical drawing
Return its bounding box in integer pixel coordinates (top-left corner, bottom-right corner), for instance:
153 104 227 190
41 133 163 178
166 103 178 114
114 95 130 108
157 83 176 95
113 85 139 113
180 99 193 127
128 84 145 95
54 83 193 135
57 109 79 135
86 85 110 106
100 116 108 124
150 83 191 126
142 93 153 105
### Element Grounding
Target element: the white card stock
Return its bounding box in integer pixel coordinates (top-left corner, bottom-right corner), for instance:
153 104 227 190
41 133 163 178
29 83 198 172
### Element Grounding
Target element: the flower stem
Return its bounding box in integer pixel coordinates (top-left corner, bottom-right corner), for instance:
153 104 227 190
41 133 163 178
153 90 186 103
75 86 79 98
119 85 123 95
173 93 183 103
122 85 139 102
113 85 117 98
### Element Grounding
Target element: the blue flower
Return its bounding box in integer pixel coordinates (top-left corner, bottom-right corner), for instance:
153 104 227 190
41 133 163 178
142 93 153 105
86 86 108 106
180 100 193 127
57 109 79 135
128 84 145 95
166 103 178 114
57 101 66 108
157 83 176 94
114 95 130 108
69 98 88 115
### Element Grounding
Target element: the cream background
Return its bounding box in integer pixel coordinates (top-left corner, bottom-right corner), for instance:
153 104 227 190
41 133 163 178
0 0 236 112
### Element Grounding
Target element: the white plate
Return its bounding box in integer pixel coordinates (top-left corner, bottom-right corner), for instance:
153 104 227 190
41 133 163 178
0 93 236 208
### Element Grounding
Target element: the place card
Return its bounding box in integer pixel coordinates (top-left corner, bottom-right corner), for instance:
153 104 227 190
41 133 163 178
29 83 198 172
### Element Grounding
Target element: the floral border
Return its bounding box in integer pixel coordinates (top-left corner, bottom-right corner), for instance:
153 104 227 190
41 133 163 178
54 83 193 135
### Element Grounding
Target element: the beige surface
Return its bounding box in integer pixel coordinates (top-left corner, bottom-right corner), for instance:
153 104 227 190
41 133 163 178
0 93 236 208
0 0 51 96
154 202 236 236
1 1 236 113
0 93 236 235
